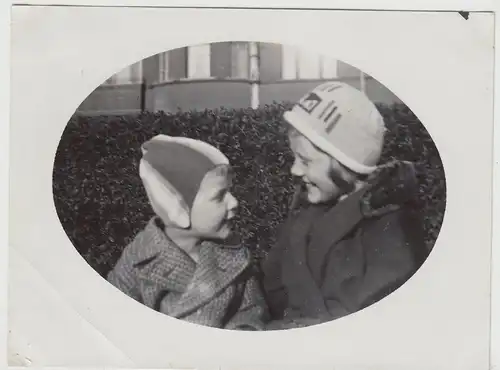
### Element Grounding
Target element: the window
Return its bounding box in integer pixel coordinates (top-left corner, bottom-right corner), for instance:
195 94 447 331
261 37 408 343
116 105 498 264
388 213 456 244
104 61 143 85
129 61 143 83
297 52 321 79
187 44 211 78
231 42 249 79
107 67 131 85
168 47 188 80
259 43 282 82
210 41 250 79
159 52 169 82
156 42 252 82
320 55 338 78
156 48 188 82
210 42 231 78
336 60 361 78
157 45 211 82
281 45 298 80
281 45 339 80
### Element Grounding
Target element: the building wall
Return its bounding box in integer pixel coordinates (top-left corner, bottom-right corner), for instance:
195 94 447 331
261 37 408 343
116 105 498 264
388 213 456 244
77 77 401 115
261 78 400 107
149 77 400 113
337 60 365 77
77 84 143 114
151 81 251 112
76 42 402 115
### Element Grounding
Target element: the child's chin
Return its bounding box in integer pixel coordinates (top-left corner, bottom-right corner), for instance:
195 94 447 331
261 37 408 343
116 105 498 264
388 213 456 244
306 190 323 204
219 228 233 240
218 227 233 240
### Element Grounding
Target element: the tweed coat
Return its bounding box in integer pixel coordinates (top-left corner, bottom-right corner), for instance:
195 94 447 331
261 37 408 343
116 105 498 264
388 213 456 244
262 160 427 329
108 217 267 330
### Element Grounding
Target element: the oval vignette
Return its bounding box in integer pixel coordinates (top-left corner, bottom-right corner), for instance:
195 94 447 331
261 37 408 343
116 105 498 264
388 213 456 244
52 41 447 331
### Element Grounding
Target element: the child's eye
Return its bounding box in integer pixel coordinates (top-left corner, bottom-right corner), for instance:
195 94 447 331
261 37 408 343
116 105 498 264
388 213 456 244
296 156 309 166
216 190 227 201
296 153 309 164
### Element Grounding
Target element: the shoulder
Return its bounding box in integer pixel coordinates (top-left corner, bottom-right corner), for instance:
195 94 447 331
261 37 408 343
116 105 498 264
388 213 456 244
359 207 422 271
362 208 406 239
362 205 423 247
118 218 165 266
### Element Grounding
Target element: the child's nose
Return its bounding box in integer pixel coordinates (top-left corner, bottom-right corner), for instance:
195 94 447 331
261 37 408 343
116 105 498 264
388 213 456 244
290 159 304 177
227 193 238 211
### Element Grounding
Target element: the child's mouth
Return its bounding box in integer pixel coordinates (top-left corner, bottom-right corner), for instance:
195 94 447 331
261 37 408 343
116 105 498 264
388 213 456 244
304 181 316 190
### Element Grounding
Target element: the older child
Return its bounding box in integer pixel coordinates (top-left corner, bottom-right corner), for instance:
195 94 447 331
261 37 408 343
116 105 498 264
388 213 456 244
262 82 427 329
108 135 266 330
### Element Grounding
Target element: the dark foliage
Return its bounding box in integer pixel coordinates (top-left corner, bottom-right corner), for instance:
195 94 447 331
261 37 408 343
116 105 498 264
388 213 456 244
52 103 446 277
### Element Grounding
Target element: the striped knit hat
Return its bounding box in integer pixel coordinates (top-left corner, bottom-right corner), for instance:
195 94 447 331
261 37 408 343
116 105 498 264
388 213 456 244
284 82 387 174
139 135 229 229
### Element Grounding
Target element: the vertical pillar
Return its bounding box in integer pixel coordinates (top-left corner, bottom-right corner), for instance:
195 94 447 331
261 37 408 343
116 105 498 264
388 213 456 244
249 42 260 109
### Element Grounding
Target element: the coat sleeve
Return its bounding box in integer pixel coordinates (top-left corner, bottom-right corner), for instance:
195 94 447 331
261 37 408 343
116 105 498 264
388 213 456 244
260 218 294 320
321 215 417 319
107 246 142 302
224 276 268 331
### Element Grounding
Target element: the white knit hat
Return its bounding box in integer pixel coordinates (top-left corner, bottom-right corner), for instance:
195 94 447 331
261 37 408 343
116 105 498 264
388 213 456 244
284 82 387 174
139 134 229 229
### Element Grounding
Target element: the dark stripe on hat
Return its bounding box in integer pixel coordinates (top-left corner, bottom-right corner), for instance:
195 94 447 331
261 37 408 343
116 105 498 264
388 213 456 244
326 113 343 133
323 105 338 124
318 84 332 92
327 85 343 92
318 100 335 119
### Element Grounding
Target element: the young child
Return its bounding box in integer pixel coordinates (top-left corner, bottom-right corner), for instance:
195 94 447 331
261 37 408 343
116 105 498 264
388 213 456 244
107 134 267 330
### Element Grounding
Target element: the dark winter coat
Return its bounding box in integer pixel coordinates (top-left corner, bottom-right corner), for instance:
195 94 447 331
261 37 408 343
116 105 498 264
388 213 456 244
261 160 427 329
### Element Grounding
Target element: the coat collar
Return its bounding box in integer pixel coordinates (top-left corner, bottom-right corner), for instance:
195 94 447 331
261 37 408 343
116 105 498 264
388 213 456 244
134 217 251 317
289 160 419 216
360 160 419 218
286 160 419 312
289 160 419 261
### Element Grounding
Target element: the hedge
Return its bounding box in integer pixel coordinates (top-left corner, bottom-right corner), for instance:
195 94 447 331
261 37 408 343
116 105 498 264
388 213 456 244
52 102 446 278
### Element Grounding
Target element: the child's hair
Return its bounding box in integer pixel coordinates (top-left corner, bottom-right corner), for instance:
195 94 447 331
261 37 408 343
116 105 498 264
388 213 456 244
201 163 234 187
287 125 301 139
209 163 233 180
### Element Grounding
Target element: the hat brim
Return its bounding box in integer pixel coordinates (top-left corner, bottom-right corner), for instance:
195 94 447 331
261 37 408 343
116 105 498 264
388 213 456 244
284 110 377 175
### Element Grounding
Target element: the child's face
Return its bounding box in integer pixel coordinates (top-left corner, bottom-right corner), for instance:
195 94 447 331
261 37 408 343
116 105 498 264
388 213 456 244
190 165 238 240
288 131 356 204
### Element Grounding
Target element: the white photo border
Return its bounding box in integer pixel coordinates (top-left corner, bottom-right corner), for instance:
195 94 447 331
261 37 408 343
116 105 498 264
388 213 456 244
4 3 499 370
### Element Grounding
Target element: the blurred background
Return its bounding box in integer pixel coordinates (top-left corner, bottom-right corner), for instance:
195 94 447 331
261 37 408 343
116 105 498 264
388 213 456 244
57 41 444 277
77 41 401 115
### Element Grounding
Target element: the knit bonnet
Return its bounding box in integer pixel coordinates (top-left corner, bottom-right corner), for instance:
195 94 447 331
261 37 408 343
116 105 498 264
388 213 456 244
139 135 229 228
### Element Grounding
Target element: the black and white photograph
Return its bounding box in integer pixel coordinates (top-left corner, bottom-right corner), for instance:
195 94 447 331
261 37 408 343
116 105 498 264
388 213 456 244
8 6 495 369
53 41 446 331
